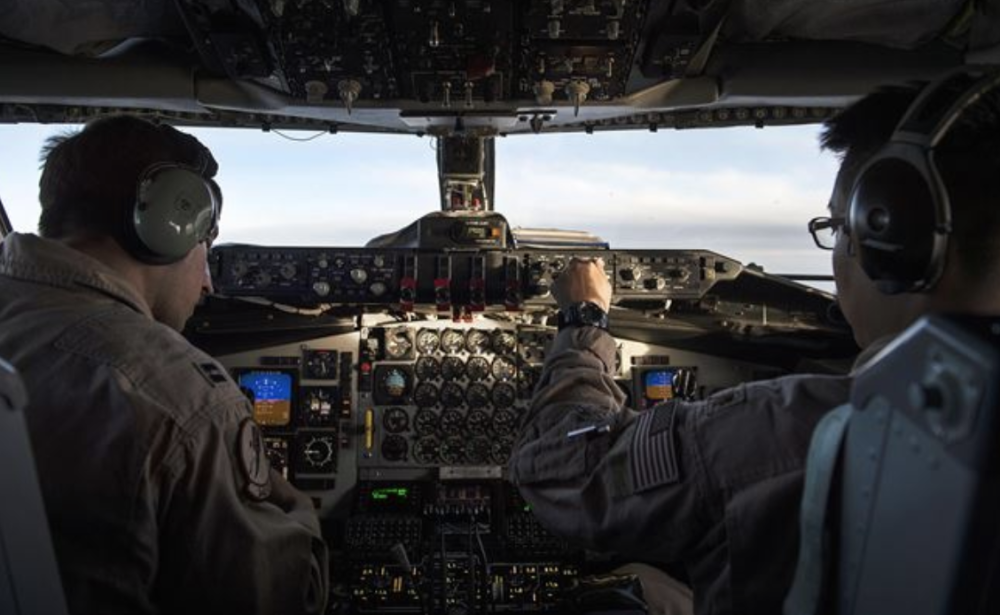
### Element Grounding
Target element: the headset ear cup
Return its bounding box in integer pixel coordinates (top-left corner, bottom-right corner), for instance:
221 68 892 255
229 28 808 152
849 147 941 294
129 165 217 265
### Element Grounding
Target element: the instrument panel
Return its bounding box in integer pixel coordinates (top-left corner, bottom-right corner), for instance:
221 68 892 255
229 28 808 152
357 322 546 469
210 246 742 308
205 241 844 613
214 311 777 613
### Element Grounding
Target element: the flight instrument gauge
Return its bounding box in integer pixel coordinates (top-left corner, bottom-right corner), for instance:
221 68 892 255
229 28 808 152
414 382 439 407
385 329 413 360
374 366 412 404
466 383 490 409
465 436 491 464
492 409 518 436
383 407 410 433
465 329 490 354
466 356 490 381
441 409 465 434
441 356 465 380
414 437 439 464
440 329 466 354
466 409 490 433
301 387 337 426
381 435 408 462
415 356 440 380
297 433 336 473
491 383 515 408
491 356 517 382
492 330 517 355
491 437 514 465
414 408 440 435
415 329 440 354
303 349 337 379
441 383 465 408
440 437 465 465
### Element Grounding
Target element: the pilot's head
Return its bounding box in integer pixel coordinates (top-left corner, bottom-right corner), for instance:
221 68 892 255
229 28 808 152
37 115 221 330
820 78 1000 348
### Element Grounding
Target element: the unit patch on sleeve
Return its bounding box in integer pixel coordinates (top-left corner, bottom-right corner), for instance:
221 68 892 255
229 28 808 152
630 401 680 493
238 418 272 501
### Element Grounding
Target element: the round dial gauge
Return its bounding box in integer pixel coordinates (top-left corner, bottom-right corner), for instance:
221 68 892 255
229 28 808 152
466 409 491 433
466 383 490 409
466 356 491 381
441 383 465 408
384 329 413 359
465 436 491 465
414 408 439 435
415 356 440 380
301 435 336 472
301 388 336 426
492 330 517 355
416 329 440 354
382 407 410 433
465 329 490 354
381 435 408 462
440 329 466 354
441 409 465 434
441 356 465 380
440 436 465 465
491 437 514 465
491 383 515 409
377 367 411 401
414 437 439 464
492 409 518 436
414 382 439 408
491 356 517 382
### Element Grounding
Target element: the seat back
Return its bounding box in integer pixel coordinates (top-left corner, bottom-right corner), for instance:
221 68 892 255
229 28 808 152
0 358 69 615
787 315 1000 615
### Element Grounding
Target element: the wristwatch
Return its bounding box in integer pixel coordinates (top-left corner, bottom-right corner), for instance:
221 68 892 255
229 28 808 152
557 301 609 332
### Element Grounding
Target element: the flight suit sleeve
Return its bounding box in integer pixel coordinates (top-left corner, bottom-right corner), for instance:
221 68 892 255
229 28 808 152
509 326 710 561
152 389 329 615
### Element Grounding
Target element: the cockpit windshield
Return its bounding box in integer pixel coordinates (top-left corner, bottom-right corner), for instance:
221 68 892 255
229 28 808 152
0 122 837 286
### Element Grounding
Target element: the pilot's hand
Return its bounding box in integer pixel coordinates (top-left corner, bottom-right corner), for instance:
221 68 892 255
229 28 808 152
553 257 611 313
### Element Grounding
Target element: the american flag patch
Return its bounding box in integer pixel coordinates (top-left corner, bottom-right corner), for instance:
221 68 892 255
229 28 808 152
630 401 679 493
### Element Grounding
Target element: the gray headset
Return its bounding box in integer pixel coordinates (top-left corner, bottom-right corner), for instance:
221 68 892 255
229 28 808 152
124 162 220 265
847 69 1000 294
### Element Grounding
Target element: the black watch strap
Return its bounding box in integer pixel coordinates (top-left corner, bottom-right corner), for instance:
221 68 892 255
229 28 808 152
557 301 609 332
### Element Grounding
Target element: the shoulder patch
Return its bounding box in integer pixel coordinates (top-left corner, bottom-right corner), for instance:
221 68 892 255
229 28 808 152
630 401 680 493
194 361 229 387
238 418 272 501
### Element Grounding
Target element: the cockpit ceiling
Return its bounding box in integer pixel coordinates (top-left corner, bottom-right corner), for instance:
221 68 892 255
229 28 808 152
0 0 997 135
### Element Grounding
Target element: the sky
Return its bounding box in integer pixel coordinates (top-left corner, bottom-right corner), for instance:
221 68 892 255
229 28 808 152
0 122 841 281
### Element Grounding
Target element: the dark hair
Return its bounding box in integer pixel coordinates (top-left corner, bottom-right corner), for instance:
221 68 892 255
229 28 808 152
38 115 219 240
821 78 1000 278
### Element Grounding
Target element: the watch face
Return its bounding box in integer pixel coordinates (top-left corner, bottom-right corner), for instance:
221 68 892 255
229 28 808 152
580 302 605 323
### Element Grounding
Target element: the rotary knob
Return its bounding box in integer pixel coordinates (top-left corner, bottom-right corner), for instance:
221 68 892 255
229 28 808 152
350 268 368 284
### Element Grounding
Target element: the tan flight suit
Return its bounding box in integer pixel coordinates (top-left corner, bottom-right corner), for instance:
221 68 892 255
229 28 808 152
510 326 881 615
0 233 328 615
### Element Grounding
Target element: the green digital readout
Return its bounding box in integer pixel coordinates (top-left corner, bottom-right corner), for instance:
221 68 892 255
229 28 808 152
371 486 409 501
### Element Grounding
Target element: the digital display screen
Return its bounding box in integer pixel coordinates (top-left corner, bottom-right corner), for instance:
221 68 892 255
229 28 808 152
644 370 675 402
371 486 410 502
238 370 294 426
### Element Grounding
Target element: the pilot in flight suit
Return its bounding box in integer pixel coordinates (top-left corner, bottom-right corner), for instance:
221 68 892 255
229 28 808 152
507 77 1000 615
0 116 328 615
509 324 885 615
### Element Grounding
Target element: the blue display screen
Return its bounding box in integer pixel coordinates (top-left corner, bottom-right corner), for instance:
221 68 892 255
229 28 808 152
644 369 675 402
238 371 293 426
